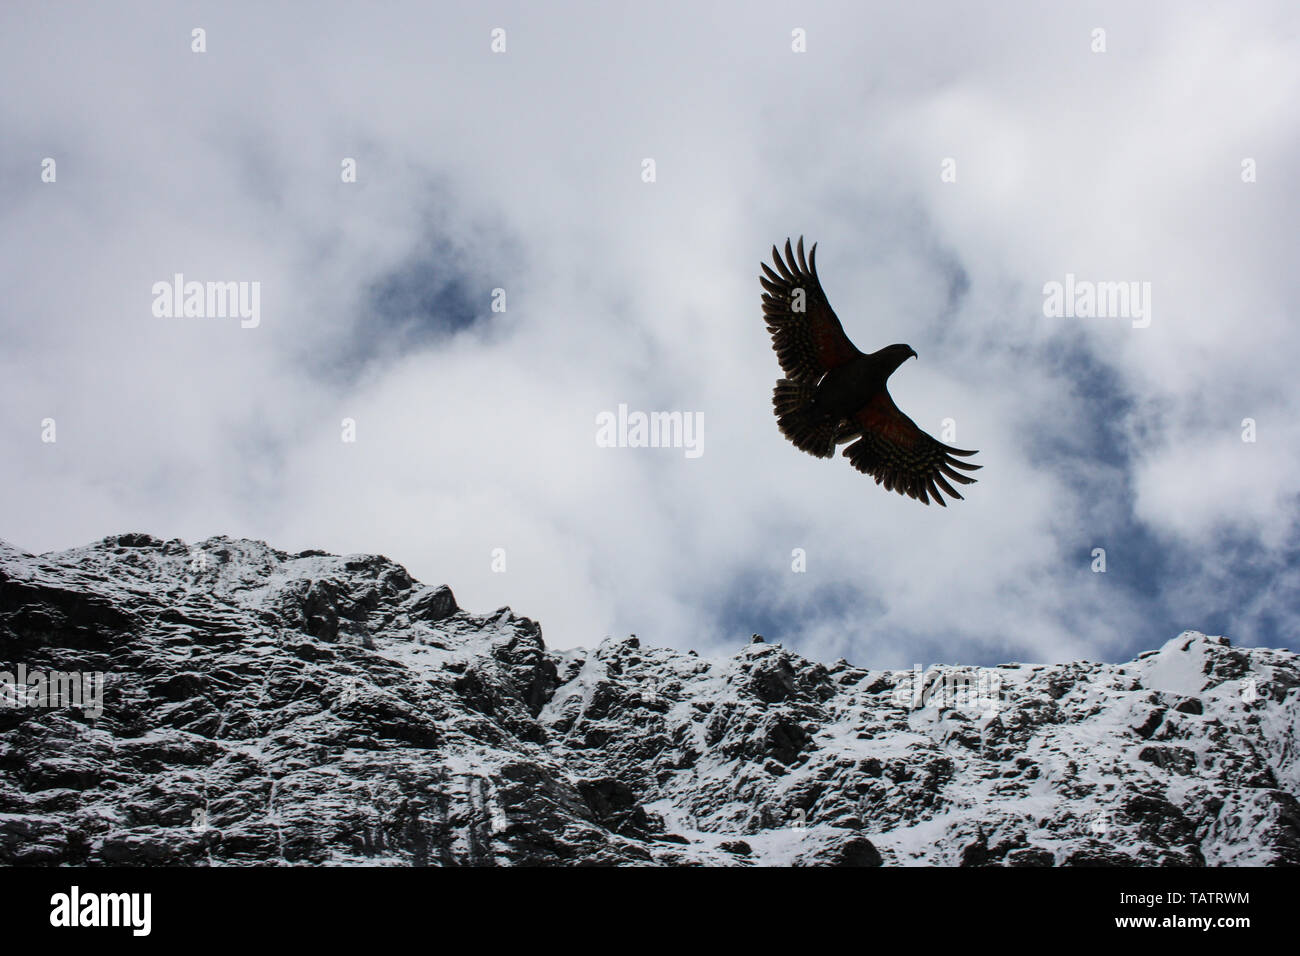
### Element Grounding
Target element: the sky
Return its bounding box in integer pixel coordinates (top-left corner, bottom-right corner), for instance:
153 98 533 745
2 1 1297 670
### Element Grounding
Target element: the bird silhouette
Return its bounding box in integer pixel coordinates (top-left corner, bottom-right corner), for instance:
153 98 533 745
761 237 981 506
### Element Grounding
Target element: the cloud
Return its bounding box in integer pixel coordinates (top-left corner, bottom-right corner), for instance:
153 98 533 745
2 1 1297 668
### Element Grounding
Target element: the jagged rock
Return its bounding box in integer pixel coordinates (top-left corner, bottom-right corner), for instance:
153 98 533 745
821 833 883 867
408 586 457 623
0 534 1296 866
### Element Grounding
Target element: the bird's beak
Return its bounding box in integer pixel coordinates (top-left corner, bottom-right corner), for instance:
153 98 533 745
908 348 918 360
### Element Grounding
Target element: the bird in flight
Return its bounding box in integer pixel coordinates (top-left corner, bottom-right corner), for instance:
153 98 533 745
760 237 981 506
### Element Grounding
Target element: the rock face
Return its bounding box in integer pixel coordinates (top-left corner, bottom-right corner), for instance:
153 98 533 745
0 533 1297 866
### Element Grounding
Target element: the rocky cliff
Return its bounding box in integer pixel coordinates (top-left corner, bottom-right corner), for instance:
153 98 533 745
1 533 1296 866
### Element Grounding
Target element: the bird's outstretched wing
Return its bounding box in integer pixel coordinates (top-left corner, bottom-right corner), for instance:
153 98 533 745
761 237 863 383
842 391 981 506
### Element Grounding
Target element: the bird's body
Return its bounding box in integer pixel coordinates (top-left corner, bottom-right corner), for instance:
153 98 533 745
761 237 981 506
806 348 912 429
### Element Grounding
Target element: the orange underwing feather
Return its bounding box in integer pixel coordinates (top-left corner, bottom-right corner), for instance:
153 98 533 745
844 391 980 507
760 237 862 381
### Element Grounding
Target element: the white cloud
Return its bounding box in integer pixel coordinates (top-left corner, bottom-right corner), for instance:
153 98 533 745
2 1 1296 666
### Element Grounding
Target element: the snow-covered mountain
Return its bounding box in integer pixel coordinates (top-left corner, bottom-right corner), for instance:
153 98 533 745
1 533 1296 866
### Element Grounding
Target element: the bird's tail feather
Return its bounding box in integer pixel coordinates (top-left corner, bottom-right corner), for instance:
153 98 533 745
773 379 837 458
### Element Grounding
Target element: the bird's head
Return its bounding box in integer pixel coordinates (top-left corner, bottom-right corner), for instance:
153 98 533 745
882 343 918 372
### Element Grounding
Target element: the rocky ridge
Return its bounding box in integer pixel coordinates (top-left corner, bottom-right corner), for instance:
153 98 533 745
0 533 1296 866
